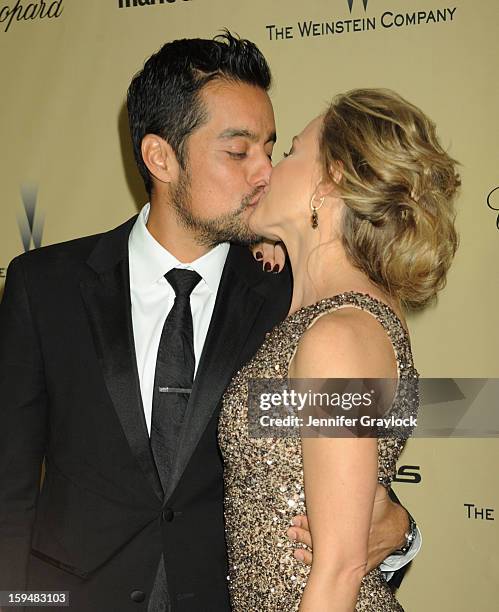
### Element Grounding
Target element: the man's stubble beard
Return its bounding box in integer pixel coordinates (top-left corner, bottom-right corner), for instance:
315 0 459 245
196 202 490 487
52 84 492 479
171 168 264 248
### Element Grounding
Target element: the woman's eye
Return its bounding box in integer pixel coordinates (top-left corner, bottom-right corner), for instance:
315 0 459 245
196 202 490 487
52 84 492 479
228 152 247 159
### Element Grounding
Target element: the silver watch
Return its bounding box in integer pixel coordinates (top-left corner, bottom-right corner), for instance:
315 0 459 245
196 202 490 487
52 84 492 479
393 512 417 556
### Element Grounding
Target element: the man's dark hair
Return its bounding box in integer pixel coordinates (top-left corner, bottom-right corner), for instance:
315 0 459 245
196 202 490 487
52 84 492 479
127 31 272 195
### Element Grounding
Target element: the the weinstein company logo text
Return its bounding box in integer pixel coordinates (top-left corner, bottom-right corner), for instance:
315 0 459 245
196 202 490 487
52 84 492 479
0 0 64 33
266 3 457 41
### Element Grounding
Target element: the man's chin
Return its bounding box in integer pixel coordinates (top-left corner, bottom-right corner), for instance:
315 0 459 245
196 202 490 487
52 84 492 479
230 234 264 247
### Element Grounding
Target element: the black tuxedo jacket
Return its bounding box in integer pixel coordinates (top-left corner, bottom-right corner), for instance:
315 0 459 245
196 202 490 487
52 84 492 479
0 216 293 611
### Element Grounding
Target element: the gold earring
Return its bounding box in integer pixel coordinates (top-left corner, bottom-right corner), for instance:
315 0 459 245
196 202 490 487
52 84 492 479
310 195 325 229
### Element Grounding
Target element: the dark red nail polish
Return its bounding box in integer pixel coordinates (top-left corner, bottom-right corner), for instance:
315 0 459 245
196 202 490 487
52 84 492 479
264 262 272 272
255 251 263 260
272 264 280 273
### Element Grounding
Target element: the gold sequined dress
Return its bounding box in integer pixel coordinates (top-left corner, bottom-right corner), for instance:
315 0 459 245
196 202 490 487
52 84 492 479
218 292 419 611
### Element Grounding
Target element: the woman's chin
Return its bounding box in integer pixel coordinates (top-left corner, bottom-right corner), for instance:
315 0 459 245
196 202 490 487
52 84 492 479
247 208 263 235
248 207 279 241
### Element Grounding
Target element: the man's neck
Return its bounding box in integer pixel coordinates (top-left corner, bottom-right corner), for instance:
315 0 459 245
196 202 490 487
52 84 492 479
146 200 213 264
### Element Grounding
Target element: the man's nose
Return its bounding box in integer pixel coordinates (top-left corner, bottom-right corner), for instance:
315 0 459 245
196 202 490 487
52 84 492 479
250 154 272 188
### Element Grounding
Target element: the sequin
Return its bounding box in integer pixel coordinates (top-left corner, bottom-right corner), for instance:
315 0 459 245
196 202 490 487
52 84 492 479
219 292 419 611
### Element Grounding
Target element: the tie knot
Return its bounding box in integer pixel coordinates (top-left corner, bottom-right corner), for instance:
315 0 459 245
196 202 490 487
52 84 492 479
165 268 201 298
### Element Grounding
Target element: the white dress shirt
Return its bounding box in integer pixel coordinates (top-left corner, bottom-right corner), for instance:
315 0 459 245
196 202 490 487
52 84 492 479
128 203 230 435
127 202 421 576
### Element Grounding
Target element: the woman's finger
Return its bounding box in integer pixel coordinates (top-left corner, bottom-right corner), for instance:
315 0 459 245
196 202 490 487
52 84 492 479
250 240 287 273
272 242 287 272
250 243 264 261
287 525 312 549
261 241 276 272
292 514 309 531
294 548 313 566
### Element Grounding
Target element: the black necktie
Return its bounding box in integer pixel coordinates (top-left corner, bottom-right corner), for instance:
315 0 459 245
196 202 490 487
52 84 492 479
150 268 201 494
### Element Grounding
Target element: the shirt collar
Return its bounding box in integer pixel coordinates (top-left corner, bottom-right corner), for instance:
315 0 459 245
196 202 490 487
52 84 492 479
129 203 230 292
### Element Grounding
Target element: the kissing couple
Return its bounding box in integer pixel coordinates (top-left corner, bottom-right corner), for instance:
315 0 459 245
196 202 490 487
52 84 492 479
0 32 459 611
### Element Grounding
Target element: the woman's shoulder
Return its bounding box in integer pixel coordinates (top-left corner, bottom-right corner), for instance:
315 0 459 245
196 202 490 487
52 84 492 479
289 305 398 380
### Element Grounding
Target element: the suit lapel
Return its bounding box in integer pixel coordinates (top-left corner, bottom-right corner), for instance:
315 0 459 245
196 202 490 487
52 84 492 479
79 221 292 505
80 217 163 502
164 250 266 501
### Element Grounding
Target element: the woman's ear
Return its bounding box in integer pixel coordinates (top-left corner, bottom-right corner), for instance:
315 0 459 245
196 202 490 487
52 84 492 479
314 179 336 202
329 160 344 187
314 161 344 201
141 134 180 187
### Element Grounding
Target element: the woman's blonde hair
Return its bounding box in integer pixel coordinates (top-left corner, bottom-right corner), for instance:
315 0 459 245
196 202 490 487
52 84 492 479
320 88 460 309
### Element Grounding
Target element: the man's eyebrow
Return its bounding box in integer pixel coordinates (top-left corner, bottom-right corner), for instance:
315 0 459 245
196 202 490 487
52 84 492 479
218 128 277 144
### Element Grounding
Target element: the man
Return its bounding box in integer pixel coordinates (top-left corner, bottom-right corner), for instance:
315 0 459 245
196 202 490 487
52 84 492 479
0 33 419 611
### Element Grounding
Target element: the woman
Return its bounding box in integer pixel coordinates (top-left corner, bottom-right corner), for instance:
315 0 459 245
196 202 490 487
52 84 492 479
218 88 460 611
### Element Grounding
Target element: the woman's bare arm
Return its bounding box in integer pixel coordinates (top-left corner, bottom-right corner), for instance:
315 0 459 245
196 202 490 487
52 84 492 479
289 308 398 611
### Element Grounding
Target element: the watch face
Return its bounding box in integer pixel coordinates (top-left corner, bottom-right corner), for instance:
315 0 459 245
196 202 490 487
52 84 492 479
395 519 417 555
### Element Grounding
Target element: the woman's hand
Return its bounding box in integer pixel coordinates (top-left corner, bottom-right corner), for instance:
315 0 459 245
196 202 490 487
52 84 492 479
250 240 287 273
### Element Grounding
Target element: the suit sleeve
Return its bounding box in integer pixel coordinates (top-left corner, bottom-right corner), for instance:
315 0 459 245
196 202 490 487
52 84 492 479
0 255 48 589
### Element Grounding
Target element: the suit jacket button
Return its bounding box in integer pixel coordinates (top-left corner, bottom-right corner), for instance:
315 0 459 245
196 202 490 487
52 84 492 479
130 590 146 603
162 508 174 522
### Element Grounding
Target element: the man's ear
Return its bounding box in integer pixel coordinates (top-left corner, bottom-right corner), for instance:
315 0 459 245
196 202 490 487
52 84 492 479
141 134 180 186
